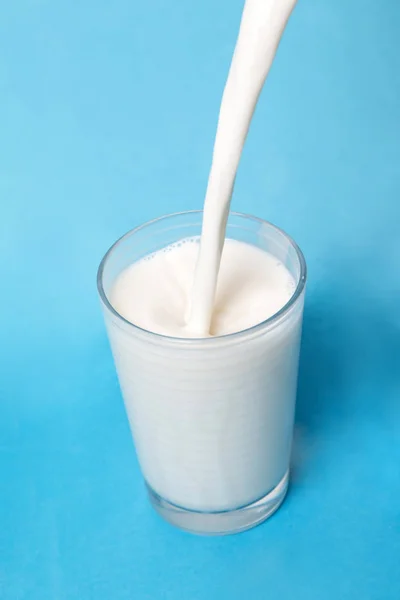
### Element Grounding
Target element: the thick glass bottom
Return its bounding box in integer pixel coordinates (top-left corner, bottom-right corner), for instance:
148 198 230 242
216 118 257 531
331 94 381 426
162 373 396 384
147 470 289 536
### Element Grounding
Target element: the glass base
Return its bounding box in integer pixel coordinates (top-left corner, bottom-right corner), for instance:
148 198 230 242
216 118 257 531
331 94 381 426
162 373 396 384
147 470 289 536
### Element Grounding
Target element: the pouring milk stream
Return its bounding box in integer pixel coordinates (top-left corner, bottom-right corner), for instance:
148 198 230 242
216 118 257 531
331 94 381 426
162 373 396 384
187 0 297 335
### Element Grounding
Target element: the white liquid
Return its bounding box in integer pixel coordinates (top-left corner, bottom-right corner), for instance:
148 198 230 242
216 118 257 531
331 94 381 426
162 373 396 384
188 0 297 335
108 237 303 511
112 239 295 338
102 0 303 515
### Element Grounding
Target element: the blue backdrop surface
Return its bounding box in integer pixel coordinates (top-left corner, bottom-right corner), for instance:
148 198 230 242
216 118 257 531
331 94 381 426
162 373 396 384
1 1 399 598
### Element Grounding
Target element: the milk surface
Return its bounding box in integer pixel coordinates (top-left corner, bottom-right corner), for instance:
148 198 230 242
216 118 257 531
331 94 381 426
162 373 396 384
112 238 295 338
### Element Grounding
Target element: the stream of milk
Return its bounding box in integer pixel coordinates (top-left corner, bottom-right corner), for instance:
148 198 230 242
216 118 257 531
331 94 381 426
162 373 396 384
188 0 297 335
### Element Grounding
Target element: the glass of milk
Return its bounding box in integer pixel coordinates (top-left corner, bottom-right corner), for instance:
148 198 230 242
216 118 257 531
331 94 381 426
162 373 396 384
97 211 306 535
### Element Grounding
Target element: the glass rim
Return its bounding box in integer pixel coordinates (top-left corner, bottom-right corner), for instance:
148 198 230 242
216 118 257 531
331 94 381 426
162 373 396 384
97 210 307 344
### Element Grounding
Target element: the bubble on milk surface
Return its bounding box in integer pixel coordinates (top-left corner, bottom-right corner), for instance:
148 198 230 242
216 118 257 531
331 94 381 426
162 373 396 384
286 279 296 296
142 237 200 263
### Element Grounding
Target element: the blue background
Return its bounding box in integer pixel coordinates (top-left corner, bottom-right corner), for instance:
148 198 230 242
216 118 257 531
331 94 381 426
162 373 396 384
1 0 399 598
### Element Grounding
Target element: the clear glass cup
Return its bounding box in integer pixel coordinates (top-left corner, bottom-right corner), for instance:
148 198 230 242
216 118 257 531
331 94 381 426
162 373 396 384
97 211 306 535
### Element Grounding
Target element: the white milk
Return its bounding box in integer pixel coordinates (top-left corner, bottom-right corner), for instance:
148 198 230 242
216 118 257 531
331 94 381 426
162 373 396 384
99 0 303 521
189 0 297 335
106 232 304 512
